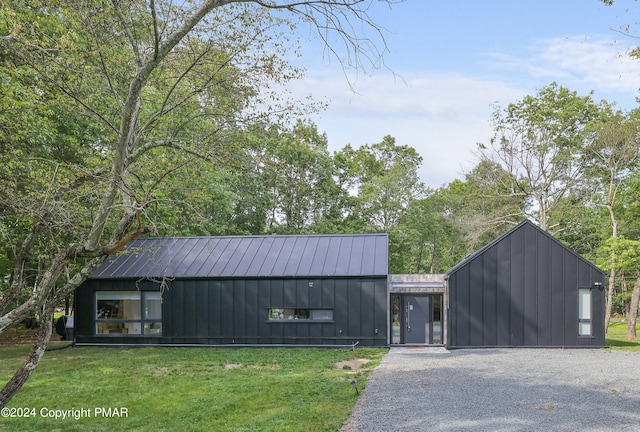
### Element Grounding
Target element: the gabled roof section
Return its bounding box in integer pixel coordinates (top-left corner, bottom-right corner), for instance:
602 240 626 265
446 219 603 276
89 233 388 279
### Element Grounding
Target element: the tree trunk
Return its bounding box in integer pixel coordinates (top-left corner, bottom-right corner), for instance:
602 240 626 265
626 273 640 341
605 267 615 333
0 301 55 409
605 204 618 334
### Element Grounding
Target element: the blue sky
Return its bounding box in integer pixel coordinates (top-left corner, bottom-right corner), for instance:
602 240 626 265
284 0 640 188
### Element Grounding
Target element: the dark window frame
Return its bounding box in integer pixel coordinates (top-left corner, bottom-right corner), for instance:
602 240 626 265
95 291 162 336
267 308 334 323
578 287 593 338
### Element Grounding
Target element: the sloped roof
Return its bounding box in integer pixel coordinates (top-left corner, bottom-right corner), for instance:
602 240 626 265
89 233 388 279
446 219 603 276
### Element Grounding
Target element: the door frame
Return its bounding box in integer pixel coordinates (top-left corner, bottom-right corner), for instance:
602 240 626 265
388 274 447 346
391 293 443 345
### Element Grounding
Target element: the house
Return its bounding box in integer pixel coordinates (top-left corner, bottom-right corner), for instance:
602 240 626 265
74 233 389 346
74 221 606 348
445 220 606 348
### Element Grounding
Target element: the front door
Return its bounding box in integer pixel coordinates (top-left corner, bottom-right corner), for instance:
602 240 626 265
404 295 429 344
391 294 443 345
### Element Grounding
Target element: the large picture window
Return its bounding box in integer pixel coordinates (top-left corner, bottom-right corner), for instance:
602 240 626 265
96 291 162 335
578 288 592 337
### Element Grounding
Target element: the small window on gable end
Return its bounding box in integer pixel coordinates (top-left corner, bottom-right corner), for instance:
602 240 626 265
578 288 592 337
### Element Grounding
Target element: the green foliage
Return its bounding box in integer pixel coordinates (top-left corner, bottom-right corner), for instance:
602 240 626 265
486 82 602 231
0 346 386 431
597 237 640 275
348 135 425 232
0 0 311 294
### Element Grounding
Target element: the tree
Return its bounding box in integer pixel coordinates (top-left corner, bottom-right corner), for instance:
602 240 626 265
0 0 398 407
352 135 425 232
483 82 601 232
260 120 339 233
598 237 640 340
585 108 640 331
393 191 461 274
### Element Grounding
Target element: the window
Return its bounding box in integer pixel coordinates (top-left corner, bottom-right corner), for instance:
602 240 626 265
578 288 592 337
268 308 333 322
96 291 162 335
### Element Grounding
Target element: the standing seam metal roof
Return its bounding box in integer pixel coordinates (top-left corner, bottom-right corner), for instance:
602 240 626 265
89 233 388 279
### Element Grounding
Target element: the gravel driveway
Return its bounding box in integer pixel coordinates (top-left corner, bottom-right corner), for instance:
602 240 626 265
341 347 640 432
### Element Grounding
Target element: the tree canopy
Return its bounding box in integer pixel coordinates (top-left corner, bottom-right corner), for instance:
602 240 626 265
0 0 402 407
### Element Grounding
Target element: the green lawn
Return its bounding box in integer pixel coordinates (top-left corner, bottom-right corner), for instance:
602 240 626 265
0 345 386 432
606 321 640 351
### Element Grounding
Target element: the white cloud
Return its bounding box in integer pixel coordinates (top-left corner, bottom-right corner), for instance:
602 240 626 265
484 35 640 105
287 71 525 187
281 34 640 189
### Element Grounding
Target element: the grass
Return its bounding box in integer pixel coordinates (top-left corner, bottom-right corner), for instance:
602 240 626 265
606 321 640 351
0 345 387 432
1 321 633 431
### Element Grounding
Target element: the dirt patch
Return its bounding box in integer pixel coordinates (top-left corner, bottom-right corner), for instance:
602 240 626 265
334 358 371 372
224 363 243 370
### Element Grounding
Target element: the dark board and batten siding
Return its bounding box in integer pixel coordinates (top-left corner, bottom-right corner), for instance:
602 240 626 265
447 220 605 348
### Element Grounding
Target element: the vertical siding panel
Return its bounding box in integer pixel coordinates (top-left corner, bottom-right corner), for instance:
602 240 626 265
550 242 565 346
537 234 552 346
183 281 197 339
233 280 246 342
348 279 361 341
74 284 91 338
335 279 348 344
524 225 538 346
448 274 458 347
208 280 221 340
374 279 387 346
284 280 295 307
172 282 184 337
563 252 578 346
469 257 484 346
309 279 322 307
297 280 309 308
160 283 172 339
496 238 511 346
258 279 270 342
360 280 375 343
510 228 525 346
322 279 334 308
220 280 234 343
483 246 498 346
245 280 259 344
196 282 209 338
456 266 470 347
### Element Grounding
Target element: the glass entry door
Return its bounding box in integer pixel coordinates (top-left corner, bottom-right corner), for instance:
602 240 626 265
391 294 443 345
